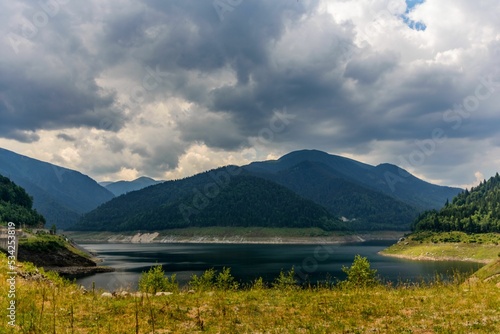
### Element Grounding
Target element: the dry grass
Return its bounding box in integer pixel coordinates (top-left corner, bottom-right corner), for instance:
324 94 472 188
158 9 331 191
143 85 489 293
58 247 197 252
1 253 499 333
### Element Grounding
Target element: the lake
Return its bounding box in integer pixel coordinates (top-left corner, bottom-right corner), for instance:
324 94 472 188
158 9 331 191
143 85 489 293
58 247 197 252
76 241 483 291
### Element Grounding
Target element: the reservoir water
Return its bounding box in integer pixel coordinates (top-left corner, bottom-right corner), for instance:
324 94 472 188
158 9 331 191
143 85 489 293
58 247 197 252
76 241 483 291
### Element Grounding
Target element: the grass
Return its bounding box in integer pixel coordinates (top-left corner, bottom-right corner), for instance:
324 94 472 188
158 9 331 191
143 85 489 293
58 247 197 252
2 253 500 333
381 232 500 263
19 234 92 259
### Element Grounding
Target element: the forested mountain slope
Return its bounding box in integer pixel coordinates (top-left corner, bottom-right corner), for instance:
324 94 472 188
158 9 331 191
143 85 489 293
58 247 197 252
0 148 114 229
0 174 45 227
73 170 344 231
243 150 461 229
413 173 500 233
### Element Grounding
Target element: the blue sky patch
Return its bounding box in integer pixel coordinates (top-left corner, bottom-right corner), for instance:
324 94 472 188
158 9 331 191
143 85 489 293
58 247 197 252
403 0 427 31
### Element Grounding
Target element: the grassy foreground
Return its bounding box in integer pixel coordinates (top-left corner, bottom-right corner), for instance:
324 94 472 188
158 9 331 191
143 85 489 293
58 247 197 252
2 253 500 333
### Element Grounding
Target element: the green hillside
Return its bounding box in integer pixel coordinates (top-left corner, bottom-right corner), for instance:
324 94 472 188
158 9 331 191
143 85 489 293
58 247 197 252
0 147 115 229
413 173 500 233
0 174 45 227
244 150 460 229
73 173 345 232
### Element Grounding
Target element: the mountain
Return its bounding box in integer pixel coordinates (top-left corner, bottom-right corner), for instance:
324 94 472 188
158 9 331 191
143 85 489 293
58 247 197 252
0 174 45 227
73 169 344 231
0 148 115 229
100 177 163 196
74 149 462 232
243 150 461 229
413 173 500 233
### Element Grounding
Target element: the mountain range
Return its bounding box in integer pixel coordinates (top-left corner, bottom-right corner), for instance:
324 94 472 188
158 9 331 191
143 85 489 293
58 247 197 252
0 147 462 231
242 150 462 229
100 177 163 196
0 148 114 229
73 150 462 231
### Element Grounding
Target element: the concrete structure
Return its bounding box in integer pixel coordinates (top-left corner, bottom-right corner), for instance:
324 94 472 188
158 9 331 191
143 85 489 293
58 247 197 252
0 226 19 259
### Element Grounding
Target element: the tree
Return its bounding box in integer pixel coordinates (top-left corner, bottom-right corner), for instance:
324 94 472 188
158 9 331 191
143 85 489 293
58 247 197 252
341 255 379 288
50 224 57 235
139 265 178 294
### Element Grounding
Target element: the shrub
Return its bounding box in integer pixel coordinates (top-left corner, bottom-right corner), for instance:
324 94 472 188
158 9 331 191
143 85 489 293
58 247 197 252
341 255 379 288
138 265 178 294
251 277 266 290
272 267 298 290
215 267 239 290
189 268 216 291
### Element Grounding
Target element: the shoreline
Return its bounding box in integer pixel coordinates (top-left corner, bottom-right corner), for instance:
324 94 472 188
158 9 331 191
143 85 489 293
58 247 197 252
64 230 406 245
378 251 492 264
45 265 115 276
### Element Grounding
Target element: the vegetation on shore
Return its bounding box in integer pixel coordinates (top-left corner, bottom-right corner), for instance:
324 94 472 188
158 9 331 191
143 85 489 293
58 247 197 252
383 173 500 264
19 233 92 260
2 253 499 333
380 231 500 263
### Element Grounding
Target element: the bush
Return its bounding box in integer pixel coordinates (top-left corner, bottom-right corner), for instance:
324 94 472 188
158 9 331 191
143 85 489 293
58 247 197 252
138 265 178 294
251 277 266 290
188 268 240 291
341 255 379 288
215 267 239 290
272 267 298 290
189 268 216 291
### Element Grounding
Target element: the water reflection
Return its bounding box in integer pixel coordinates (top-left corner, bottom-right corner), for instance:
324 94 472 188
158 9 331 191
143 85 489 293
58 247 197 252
75 241 482 291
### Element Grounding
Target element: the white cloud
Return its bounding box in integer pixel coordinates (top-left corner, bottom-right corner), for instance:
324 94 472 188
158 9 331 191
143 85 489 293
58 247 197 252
0 0 499 185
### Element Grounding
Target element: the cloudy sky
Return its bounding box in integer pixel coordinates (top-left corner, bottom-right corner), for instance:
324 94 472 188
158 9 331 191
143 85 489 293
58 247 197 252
1 0 499 187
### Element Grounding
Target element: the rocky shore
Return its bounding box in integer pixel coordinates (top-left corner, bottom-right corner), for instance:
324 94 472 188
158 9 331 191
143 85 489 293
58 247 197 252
44 266 115 276
17 239 114 277
65 230 405 244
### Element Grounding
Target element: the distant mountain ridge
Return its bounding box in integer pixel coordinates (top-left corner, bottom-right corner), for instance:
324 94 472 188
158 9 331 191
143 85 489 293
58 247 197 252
73 170 344 231
244 150 461 211
75 150 462 232
0 148 115 229
100 177 162 196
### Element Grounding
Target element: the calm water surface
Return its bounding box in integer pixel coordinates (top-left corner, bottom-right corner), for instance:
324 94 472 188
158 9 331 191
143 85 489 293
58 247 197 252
76 241 482 291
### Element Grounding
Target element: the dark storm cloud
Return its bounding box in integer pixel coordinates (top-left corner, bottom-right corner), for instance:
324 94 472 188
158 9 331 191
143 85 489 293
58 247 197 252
1 0 500 184
56 133 76 142
0 65 123 134
0 0 125 141
344 52 399 84
177 111 248 150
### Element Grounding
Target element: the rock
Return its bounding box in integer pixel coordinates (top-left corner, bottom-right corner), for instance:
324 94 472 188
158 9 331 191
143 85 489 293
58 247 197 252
155 292 173 296
117 291 130 297
101 292 113 298
130 292 152 298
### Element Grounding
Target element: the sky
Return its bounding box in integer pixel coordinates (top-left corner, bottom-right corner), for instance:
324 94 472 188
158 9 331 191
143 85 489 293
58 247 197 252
0 0 499 188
